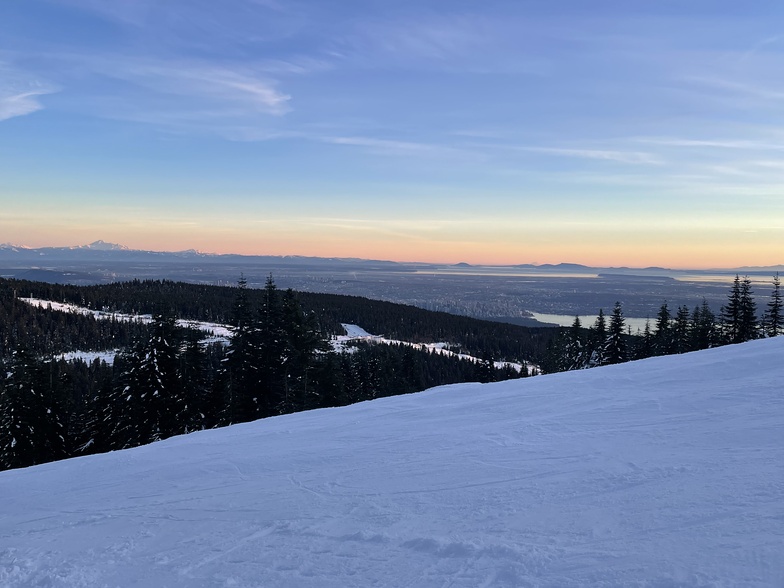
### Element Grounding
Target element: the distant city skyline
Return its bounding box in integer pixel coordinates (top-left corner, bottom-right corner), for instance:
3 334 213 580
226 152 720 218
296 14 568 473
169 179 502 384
2 1 783 268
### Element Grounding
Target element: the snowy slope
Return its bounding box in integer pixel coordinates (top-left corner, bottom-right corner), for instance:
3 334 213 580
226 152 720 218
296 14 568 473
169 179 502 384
1 339 783 587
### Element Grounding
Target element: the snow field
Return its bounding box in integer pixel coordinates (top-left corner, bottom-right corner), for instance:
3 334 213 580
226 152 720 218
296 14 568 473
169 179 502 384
1 334 782 586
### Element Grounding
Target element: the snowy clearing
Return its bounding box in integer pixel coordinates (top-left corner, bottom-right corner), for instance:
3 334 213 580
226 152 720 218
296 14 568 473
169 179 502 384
21 297 232 339
337 323 531 373
56 349 119 365
1 337 782 587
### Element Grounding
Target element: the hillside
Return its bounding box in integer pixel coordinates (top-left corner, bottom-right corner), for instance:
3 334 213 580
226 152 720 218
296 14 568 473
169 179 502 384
1 277 555 364
1 339 783 587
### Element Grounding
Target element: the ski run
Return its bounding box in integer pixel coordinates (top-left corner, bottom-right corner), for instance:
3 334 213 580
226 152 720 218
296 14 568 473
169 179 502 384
1 336 782 587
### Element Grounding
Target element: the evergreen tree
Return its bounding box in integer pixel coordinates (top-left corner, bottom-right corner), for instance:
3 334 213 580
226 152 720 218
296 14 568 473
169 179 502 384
116 312 183 447
673 305 691 354
79 364 117 454
634 320 654 359
720 275 743 344
279 289 329 413
690 299 718 351
475 351 496 383
587 309 607 367
257 275 287 417
564 316 587 370
224 276 261 424
180 326 211 433
603 302 627 365
653 302 674 355
0 347 66 470
764 273 782 337
738 276 758 342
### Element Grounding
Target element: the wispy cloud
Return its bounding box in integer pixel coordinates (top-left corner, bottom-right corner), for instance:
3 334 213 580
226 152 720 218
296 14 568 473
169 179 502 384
321 136 469 158
519 146 662 165
637 136 784 151
684 75 784 102
108 60 291 115
0 64 57 122
333 12 548 74
0 90 50 121
38 54 293 137
739 35 783 62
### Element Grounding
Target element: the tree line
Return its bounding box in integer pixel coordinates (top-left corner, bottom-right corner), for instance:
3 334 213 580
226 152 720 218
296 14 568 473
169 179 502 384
542 274 782 373
0 277 528 471
2 277 556 366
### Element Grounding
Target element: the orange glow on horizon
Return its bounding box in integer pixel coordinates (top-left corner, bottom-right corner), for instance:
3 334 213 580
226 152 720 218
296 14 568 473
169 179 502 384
3 222 781 271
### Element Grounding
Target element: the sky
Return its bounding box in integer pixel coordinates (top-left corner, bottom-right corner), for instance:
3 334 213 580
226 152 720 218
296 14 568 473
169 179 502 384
1 1 783 268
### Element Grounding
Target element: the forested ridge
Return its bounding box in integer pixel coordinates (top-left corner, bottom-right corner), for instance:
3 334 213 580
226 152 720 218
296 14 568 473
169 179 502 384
0 277 545 471
3 277 555 364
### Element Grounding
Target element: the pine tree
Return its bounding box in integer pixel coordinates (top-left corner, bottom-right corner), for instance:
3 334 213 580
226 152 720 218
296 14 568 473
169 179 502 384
587 309 607 367
721 275 743 344
0 347 66 470
280 289 329 413
673 305 691 354
764 273 782 337
653 302 674 355
563 316 587 370
603 302 627 365
690 299 718 351
224 276 261 424
116 312 183 447
737 276 758 342
634 320 654 359
257 275 287 417
180 326 210 433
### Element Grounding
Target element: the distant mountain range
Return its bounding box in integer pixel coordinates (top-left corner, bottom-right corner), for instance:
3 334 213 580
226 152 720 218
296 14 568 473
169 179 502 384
1 241 781 275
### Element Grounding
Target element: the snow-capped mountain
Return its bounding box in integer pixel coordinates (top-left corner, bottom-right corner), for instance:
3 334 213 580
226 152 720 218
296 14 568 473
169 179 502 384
75 240 129 251
1 338 782 587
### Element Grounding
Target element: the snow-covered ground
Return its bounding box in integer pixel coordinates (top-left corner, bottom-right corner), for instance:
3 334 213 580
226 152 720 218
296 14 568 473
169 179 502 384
56 349 119 365
21 297 232 339
337 323 531 373
2 338 782 587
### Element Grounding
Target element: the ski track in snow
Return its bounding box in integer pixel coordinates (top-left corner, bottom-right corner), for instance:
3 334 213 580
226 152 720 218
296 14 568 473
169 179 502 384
1 338 783 587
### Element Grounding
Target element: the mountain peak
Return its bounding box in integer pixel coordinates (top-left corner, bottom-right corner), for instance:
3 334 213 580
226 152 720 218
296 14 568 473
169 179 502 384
81 240 128 251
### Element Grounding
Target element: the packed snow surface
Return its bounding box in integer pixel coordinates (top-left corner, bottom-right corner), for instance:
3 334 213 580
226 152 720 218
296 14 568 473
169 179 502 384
2 339 783 587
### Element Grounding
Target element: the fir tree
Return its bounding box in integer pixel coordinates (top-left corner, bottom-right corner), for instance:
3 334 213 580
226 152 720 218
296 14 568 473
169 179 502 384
0 347 66 470
673 305 691 354
653 302 674 355
720 275 743 344
564 316 587 370
764 273 782 337
587 309 607 367
279 289 329 413
257 275 287 417
738 276 758 342
603 302 627 365
224 276 262 424
180 326 211 433
690 299 718 351
116 312 183 447
634 320 654 360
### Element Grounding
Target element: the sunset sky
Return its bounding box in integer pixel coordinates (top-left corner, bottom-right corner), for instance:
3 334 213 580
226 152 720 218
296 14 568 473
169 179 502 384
1 1 783 267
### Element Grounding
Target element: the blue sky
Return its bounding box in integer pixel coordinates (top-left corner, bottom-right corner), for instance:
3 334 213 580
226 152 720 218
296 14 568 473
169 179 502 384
1 0 783 267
